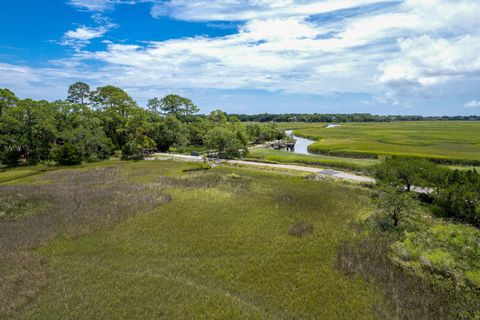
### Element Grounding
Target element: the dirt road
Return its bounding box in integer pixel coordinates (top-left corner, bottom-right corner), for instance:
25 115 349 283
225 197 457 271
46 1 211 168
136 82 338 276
150 153 375 184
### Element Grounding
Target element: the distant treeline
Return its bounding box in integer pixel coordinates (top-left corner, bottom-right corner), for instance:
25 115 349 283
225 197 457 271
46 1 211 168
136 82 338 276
231 113 480 123
0 83 286 166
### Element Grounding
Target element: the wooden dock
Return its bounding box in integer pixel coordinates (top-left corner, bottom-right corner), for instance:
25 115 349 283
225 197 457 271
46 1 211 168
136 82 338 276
267 140 296 151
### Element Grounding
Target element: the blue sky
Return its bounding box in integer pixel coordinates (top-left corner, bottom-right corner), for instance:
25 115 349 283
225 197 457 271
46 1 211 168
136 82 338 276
1 0 479 115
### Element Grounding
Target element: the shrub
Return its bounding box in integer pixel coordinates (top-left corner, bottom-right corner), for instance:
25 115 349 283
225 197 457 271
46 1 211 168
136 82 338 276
420 250 456 276
465 271 480 288
433 169 480 227
392 222 480 288
51 142 84 165
0 147 22 166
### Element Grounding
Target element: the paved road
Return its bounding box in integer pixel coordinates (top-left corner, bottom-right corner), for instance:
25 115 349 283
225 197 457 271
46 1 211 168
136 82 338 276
150 153 375 184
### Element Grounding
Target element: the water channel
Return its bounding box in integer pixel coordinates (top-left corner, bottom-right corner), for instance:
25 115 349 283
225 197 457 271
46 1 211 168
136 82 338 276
284 130 315 155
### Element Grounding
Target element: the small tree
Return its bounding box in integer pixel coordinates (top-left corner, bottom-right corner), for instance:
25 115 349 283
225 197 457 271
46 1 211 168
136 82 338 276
147 97 161 113
374 157 436 192
375 185 416 227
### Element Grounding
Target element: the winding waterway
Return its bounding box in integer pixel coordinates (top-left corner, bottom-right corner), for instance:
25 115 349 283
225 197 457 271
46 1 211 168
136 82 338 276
285 130 315 155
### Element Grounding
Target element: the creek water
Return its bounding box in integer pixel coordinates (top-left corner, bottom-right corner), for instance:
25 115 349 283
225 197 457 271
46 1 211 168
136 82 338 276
285 130 315 155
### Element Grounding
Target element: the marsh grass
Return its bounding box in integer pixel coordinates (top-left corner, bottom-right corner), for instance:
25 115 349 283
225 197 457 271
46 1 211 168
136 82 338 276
7 161 387 319
285 121 480 164
0 165 174 317
288 222 314 237
336 235 480 320
3 161 478 319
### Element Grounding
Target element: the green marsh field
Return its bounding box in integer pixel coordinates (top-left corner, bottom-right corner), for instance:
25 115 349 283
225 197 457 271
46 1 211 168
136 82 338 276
1 161 379 319
2 161 479 319
276 121 480 164
246 148 379 172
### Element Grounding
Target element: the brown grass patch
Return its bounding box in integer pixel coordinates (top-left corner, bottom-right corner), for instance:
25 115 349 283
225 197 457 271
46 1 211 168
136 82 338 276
0 166 171 317
288 222 314 237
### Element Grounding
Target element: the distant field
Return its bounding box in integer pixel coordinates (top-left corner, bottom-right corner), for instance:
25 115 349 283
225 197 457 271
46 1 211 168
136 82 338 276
277 121 480 164
246 148 378 172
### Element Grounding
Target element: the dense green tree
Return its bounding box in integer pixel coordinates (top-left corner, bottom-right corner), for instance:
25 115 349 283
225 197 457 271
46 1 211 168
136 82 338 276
8 99 57 164
183 117 211 146
121 134 156 160
0 108 23 165
208 109 228 124
433 169 480 227
51 142 85 165
246 123 284 143
0 88 17 116
158 94 199 118
52 101 113 162
91 86 139 149
91 85 136 113
204 126 247 159
152 115 189 152
67 82 91 106
147 97 161 113
374 157 436 192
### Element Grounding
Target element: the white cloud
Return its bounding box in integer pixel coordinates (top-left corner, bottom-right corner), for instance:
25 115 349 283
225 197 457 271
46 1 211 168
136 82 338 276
465 100 480 108
2 0 478 109
150 0 397 21
61 15 116 49
65 26 107 41
380 35 480 86
69 15 388 95
68 0 145 11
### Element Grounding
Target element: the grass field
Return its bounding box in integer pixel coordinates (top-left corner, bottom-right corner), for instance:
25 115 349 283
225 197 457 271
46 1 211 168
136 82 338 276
1 161 478 319
276 121 480 164
1 161 381 319
246 148 378 172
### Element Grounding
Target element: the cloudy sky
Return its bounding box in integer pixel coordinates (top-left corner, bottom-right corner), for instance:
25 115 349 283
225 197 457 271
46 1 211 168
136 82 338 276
1 0 479 115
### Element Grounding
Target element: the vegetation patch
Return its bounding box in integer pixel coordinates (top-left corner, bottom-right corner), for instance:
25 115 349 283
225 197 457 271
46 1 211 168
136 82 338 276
288 222 314 237
182 165 211 172
337 235 480 320
0 163 176 318
391 223 480 287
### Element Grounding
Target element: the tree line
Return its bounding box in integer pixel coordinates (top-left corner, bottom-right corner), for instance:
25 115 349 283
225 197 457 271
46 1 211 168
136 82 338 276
232 113 480 123
374 157 480 228
0 83 285 165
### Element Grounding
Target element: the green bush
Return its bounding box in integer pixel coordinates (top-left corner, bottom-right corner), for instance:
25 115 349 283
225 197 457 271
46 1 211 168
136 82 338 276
433 169 480 227
51 143 84 165
465 271 480 288
420 250 456 275
392 222 480 288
